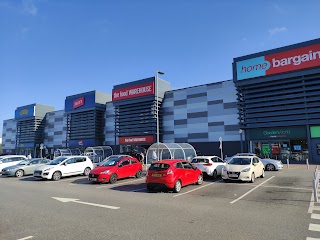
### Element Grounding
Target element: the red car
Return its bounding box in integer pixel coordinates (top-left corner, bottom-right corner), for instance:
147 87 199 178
146 160 203 193
88 155 143 184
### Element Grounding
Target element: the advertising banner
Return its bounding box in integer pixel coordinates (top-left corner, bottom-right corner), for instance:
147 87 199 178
15 105 35 120
118 135 154 144
73 96 85 109
65 93 95 112
112 82 155 101
236 43 320 80
247 126 306 140
68 139 95 147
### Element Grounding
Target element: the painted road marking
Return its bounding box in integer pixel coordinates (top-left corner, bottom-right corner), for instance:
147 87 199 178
173 180 224 198
230 176 275 204
311 214 320 220
17 236 33 240
241 184 313 192
306 237 320 240
52 197 120 210
96 178 145 188
309 223 320 232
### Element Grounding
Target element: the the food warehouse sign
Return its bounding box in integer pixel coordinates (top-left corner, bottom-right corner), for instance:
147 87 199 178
112 82 154 101
236 43 320 80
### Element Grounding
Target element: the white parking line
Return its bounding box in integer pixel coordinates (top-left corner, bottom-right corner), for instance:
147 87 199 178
311 214 320 220
241 183 313 192
230 176 275 204
96 178 145 188
309 192 315 214
309 223 320 232
173 180 224 198
306 237 320 240
17 236 33 240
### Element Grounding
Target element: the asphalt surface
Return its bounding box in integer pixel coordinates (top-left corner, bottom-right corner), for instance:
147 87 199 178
0 165 319 240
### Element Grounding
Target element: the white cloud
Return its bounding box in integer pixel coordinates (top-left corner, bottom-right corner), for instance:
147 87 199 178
268 27 288 37
22 0 38 16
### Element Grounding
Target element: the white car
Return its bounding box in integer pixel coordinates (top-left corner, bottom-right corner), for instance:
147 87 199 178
33 156 93 181
260 159 283 171
191 156 225 178
222 155 265 183
0 155 28 173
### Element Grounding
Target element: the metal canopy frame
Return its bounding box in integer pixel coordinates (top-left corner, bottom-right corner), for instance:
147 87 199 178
146 142 196 164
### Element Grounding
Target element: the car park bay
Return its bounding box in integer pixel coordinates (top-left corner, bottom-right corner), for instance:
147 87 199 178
0 166 318 240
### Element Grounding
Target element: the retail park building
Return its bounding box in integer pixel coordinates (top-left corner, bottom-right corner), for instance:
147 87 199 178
2 38 320 164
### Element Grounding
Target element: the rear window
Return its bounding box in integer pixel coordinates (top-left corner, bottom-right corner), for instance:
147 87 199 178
192 158 209 164
149 163 170 170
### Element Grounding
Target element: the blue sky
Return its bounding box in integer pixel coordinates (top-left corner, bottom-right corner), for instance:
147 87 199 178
1 0 320 135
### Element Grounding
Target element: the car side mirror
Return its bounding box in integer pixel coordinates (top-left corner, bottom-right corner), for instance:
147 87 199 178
64 162 68 166
118 164 122 168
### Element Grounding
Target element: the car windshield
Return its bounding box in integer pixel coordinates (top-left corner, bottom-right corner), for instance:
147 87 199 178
228 157 251 165
47 157 68 165
102 158 122 166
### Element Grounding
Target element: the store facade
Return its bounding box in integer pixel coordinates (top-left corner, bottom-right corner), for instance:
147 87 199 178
233 38 320 163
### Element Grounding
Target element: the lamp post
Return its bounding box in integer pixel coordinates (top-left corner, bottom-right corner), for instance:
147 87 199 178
239 129 243 153
156 71 164 161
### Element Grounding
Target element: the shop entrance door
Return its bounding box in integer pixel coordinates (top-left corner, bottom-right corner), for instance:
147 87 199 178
252 141 290 161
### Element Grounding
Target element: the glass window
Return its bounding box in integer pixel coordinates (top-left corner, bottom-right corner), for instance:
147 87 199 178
149 163 170 170
229 157 251 165
181 162 193 169
130 159 137 164
75 157 86 163
66 158 77 164
175 162 183 169
121 160 130 166
30 160 40 165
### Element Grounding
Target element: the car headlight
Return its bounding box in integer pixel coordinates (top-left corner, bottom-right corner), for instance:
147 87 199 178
43 168 53 172
242 168 251 172
101 170 110 174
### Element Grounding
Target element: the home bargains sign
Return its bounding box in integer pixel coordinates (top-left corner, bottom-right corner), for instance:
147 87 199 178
236 43 320 80
112 82 155 101
118 135 154 144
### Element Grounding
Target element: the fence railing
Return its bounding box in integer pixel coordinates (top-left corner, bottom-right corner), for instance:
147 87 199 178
313 166 319 203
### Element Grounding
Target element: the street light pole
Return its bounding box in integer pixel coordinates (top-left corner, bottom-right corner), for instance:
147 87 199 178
156 71 164 161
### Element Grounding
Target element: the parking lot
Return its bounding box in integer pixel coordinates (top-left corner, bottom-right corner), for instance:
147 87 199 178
0 166 319 240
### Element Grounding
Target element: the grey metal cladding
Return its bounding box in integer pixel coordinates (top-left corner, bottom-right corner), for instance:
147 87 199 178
224 102 237 109
208 100 223 105
175 137 189 142
174 99 187 106
187 92 207 99
224 125 239 131
187 112 208 118
188 133 208 139
208 121 224 126
174 119 187 125
207 82 223 90
165 91 173 98
55 117 63 122
54 131 63 135
162 111 174 116
163 130 174 135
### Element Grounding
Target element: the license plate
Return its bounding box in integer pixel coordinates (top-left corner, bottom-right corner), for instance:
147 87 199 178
229 174 238 178
152 174 162 177
89 178 97 181
34 173 41 176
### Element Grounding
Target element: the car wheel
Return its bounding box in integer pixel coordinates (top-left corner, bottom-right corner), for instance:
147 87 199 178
135 169 142 178
197 174 203 185
173 180 182 193
250 173 255 183
212 170 217 179
260 169 265 178
266 164 275 171
52 171 62 181
147 185 154 192
109 173 118 184
223 179 229 183
83 167 91 176
15 169 24 178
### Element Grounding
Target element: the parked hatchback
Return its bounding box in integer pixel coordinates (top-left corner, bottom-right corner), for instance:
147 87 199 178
221 155 265 183
0 155 28 173
1 158 50 177
33 156 93 181
88 155 142 184
191 156 225 178
146 160 203 193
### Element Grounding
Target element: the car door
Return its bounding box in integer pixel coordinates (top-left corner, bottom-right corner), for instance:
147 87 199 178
117 159 131 179
181 161 196 185
130 159 140 176
61 158 77 176
73 157 87 174
252 157 263 177
24 159 40 175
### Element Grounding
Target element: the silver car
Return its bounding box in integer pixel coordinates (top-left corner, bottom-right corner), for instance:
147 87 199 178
1 158 51 177
260 158 283 171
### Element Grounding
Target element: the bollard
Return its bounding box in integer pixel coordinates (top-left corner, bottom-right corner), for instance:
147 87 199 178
306 158 309 170
287 158 290 169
